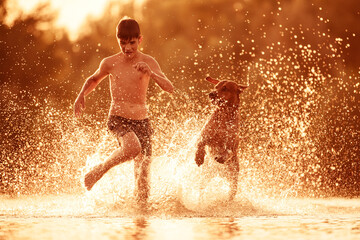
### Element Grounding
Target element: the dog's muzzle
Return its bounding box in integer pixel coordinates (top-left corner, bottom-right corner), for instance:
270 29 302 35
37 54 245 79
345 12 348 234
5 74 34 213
209 92 226 105
208 92 217 100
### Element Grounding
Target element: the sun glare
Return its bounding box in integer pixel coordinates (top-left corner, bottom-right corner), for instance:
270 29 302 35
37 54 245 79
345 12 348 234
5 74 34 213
12 0 119 39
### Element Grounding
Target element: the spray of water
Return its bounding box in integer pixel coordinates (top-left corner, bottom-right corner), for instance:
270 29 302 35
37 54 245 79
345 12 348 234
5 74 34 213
1 1 359 217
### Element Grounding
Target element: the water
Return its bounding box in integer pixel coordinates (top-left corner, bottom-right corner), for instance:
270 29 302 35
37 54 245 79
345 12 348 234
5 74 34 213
1 127 359 240
1 195 360 240
1 79 359 239
1 2 359 239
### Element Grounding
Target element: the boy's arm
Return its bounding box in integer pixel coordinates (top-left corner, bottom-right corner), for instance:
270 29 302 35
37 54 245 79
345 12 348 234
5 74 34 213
151 69 174 93
134 58 174 93
74 59 110 117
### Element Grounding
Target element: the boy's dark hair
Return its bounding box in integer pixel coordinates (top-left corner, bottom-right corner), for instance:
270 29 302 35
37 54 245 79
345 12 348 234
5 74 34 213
116 17 141 40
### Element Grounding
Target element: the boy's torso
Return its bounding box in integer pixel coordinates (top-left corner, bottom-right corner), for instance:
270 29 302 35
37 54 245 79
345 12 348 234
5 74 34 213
105 52 151 120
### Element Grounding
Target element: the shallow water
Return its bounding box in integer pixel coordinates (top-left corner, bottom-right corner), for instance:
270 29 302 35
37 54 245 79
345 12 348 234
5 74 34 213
1 195 359 240
2 105 358 240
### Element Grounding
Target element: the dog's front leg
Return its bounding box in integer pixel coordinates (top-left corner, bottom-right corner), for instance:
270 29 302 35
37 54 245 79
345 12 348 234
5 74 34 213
195 141 206 166
214 149 233 164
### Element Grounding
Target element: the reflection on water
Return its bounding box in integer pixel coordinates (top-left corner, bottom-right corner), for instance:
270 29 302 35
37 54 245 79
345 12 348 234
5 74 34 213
1 1 359 239
0 196 360 240
1 215 360 240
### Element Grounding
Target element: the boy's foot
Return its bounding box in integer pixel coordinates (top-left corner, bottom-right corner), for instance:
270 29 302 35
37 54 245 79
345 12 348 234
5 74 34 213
84 163 106 191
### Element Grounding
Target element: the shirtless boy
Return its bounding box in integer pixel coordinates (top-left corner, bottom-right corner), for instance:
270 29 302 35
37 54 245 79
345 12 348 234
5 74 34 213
74 17 174 207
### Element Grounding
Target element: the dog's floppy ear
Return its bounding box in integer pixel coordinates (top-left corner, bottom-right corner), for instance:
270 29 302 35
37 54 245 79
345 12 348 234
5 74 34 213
236 84 249 94
238 84 249 91
238 84 249 89
206 76 220 85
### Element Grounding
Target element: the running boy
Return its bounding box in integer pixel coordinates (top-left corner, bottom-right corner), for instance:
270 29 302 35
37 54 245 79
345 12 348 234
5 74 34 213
74 17 174 207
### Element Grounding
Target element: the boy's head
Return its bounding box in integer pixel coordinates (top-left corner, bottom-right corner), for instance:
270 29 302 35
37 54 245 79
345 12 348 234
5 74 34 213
116 17 141 40
116 17 142 58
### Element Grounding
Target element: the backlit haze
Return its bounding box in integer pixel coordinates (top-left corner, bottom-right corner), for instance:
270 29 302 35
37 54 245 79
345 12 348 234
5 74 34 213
1 3 360 240
1 0 359 203
6 0 144 40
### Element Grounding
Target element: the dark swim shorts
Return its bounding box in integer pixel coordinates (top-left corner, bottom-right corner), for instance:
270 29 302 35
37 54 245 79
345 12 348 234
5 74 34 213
107 115 153 156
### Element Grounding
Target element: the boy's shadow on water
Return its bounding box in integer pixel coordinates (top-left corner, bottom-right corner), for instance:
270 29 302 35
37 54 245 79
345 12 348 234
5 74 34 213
198 218 243 239
122 217 149 240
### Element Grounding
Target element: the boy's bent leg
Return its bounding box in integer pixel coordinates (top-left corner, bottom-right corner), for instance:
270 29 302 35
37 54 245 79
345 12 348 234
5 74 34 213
226 157 239 201
134 154 151 209
84 131 142 191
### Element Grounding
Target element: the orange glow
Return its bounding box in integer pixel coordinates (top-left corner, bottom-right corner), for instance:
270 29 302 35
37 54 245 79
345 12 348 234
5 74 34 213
9 0 143 40
2 0 359 214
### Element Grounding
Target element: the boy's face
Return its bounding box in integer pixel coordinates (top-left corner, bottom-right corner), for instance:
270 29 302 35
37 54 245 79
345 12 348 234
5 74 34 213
118 37 141 59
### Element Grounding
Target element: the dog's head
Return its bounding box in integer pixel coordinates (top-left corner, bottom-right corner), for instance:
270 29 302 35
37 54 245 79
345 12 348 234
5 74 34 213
206 76 248 107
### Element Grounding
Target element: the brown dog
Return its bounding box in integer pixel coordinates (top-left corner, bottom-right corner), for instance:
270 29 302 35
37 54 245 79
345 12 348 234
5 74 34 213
195 76 248 200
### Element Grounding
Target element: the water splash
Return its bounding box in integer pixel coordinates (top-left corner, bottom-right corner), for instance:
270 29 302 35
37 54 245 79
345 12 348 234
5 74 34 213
1 0 359 218
1 44 358 217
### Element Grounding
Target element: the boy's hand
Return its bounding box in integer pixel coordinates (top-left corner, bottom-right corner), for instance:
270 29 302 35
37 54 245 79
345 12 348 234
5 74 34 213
74 94 85 118
133 62 152 76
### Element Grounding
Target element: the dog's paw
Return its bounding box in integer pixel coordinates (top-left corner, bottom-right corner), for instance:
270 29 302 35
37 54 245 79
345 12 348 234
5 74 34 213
195 156 204 167
195 148 205 167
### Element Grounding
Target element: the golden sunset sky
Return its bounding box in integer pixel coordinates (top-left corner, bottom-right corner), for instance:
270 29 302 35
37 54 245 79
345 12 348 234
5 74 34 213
7 0 144 39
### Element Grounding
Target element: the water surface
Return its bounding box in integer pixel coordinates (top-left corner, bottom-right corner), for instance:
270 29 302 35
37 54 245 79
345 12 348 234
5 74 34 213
1 195 359 240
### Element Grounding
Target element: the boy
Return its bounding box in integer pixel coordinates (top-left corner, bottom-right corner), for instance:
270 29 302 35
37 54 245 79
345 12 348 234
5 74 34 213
74 17 174 208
